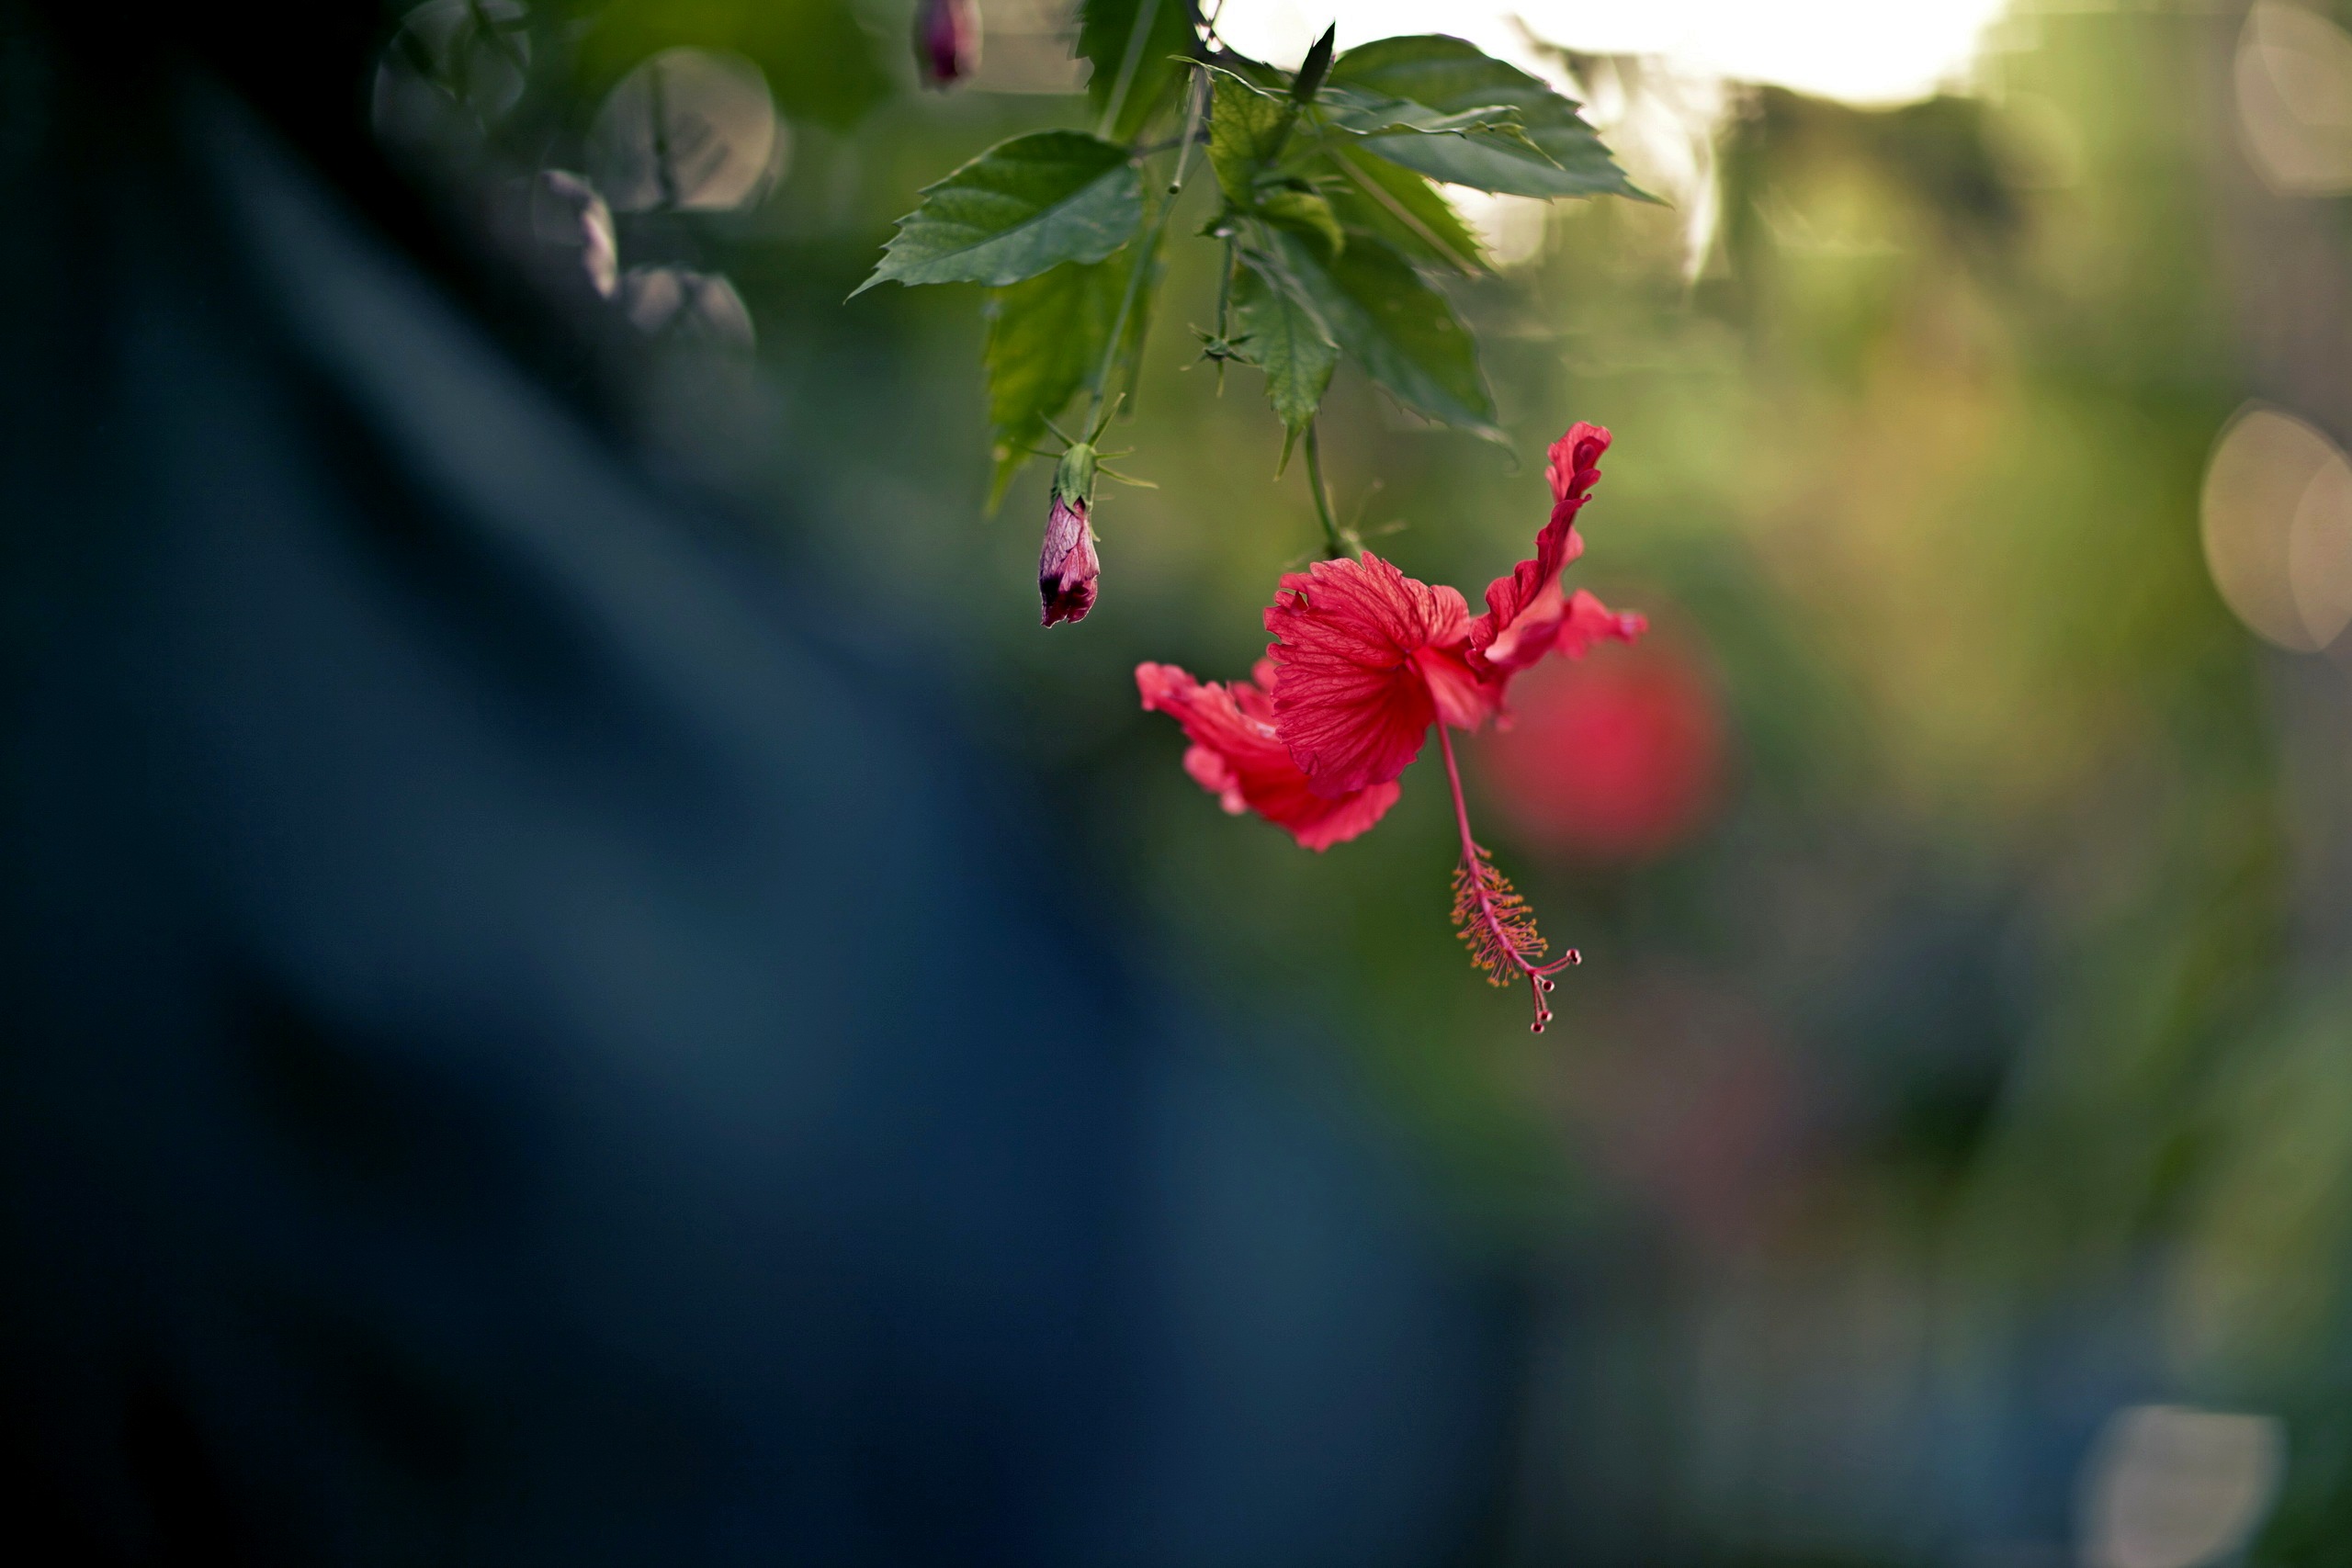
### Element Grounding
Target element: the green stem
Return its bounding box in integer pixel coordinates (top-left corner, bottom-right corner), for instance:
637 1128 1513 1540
1304 420 1349 558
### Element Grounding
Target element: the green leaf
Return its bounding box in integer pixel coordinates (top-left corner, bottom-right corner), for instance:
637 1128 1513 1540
1260 186 1344 259
1205 65 1337 254
855 132 1142 296
1326 34 1641 199
576 0 888 131
1080 0 1201 142
1319 146 1485 272
1353 121 1586 198
1233 252 1338 434
1320 89 1528 140
1267 227 1500 441
1206 64 1295 208
1108 234 1167 413
981 245 1157 507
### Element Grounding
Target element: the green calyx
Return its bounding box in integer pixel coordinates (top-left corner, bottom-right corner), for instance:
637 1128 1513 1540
1052 441 1100 507
1044 397 1156 507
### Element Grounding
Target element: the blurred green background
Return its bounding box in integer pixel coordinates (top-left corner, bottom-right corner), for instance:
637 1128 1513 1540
385 0 2352 1561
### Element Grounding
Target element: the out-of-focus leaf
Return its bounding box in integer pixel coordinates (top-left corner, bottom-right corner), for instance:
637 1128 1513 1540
1260 186 1343 258
1107 231 1166 415
1269 228 1500 440
1080 0 1201 142
1319 145 1485 272
577 0 888 130
1233 251 1338 433
1206 64 1295 207
981 243 1155 506
855 132 1142 295
1327 34 1641 199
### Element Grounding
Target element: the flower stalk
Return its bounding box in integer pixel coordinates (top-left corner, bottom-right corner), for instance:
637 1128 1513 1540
1302 420 1355 559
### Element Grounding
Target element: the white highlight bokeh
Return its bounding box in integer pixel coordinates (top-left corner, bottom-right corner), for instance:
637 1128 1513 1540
1212 0 2010 106
2201 403 2352 653
2077 1404 2285 1568
2235 0 2352 196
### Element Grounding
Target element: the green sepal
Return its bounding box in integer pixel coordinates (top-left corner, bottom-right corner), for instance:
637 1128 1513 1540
1053 442 1101 507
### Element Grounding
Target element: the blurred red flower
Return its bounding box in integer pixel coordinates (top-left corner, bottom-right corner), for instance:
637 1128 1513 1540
1481 633 1726 864
1138 423 1645 1029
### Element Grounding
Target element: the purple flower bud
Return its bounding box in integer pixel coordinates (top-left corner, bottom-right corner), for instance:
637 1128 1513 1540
914 0 980 90
1039 492 1100 626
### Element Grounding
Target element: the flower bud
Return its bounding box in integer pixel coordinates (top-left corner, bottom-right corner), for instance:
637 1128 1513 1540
1039 491 1100 626
913 0 980 90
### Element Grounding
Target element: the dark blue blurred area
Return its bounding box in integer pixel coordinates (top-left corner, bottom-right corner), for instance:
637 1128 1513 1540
0 25 1507 1564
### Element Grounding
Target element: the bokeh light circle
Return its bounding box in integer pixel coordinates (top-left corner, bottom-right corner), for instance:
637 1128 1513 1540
2235 0 2352 196
2199 403 2352 653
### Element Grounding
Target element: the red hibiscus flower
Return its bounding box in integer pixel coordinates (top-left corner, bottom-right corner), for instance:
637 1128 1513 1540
1137 423 1646 1031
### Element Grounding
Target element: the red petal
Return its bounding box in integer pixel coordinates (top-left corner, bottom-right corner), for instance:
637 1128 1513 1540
1556 590 1647 660
1546 422 1611 507
1261 554 1467 797
1039 494 1099 627
1414 643 1499 731
1476 575 1572 674
1137 662 1403 852
1470 423 1611 678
